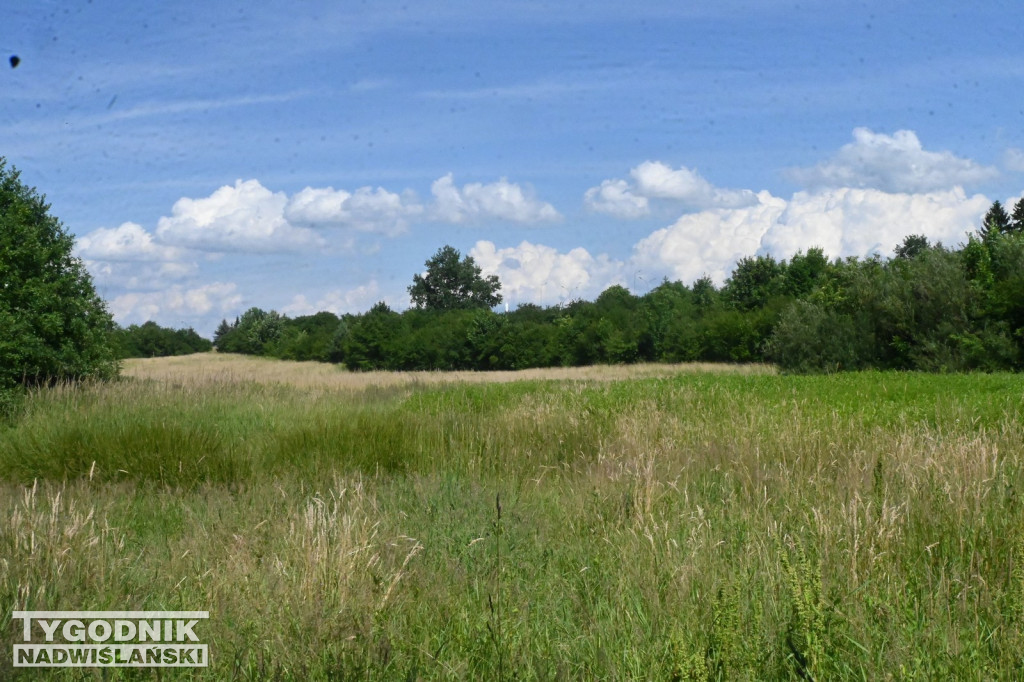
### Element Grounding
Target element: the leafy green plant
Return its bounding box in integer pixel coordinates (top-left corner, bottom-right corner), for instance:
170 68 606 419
0 158 117 391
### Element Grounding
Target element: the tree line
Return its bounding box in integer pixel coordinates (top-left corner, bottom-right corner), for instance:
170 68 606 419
210 206 1024 373
110 321 213 359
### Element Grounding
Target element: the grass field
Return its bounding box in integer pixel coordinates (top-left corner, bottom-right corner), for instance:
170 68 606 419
2 354 1024 679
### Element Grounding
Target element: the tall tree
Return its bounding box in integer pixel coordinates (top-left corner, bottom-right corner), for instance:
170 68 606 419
691 276 718 310
894 234 930 260
1010 197 1024 234
725 255 784 310
408 245 502 311
0 158 117 390
980 200 1011 241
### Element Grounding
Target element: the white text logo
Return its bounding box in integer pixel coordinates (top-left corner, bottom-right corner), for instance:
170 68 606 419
12 611 209 668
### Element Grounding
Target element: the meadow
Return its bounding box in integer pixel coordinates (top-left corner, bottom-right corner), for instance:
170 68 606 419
2 354 1024 679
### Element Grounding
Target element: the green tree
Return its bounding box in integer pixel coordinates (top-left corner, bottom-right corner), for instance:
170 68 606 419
267 311 342 362
213 319 234 347
894 234 930 260
691 275 718 310
1011 197 1024 234
215 308 283 355
725 255 784 311
980 200 1011 241
0 159 117 392
408 245 502 311
111 321 212 358
782 248 829 297
767 300 867 373
343 302 402 370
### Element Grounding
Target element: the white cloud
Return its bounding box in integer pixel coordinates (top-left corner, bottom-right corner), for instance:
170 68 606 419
156 180 324 252
85 259 200 291
282 281 384 316
630 191 786 284
761 187 990 258
787 128 999 193
75 222 186 261
109 282 242 324
429 174 560 224
470 240 623 306
583 179 649 218
284 186 422 236
583 161 757 218
628 186 989 286
121 175 558 262
76 222 200 292
630 161 758 208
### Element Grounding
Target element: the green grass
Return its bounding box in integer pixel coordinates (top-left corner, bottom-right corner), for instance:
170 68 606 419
2 367 1024 679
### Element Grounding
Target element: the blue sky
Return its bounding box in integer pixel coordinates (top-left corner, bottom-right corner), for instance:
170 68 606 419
4 0 1024 335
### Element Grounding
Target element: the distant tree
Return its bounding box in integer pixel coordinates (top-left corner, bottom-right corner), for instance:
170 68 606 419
691 276 718 310
343 302 402 370
0 158 117 392
267 311 341 362
408 245 502 311
894 234 930 260
961 235 994 291
640 280 694 360
725 255 784 310
980 200 1011 241
111 321 212 358
782 248 829 297
215 308 283 355
766 301 867 373
1011 197 1024 234
213 319 234 347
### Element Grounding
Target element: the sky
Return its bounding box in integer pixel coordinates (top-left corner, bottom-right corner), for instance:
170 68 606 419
4 0 1024 336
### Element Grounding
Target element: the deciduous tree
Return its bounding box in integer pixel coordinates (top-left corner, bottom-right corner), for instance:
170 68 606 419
0 159 117 391
408 245 502 311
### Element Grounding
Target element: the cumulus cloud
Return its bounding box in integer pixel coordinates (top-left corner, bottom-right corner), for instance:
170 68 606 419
470 240 623 306
282 281 384 316
76 222 201 292
155 180 324 252
464 177 991 309
284 186 422 236
760 187 990 258
630 161 758 208
583 179 649 218
630 192 786 283
429 174 560 224
108 282 242 324
584 161 757 218
628 186 989 286
85 259 200 292
75 222 187 262
787 128 999 193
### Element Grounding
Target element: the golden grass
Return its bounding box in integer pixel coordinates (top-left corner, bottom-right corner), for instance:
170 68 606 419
122 352 776 390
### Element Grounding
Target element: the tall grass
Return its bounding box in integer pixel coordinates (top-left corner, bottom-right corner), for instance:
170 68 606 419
1 355 1023 678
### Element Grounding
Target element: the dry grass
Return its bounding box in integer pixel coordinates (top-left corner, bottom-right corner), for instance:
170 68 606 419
122 352 775 390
